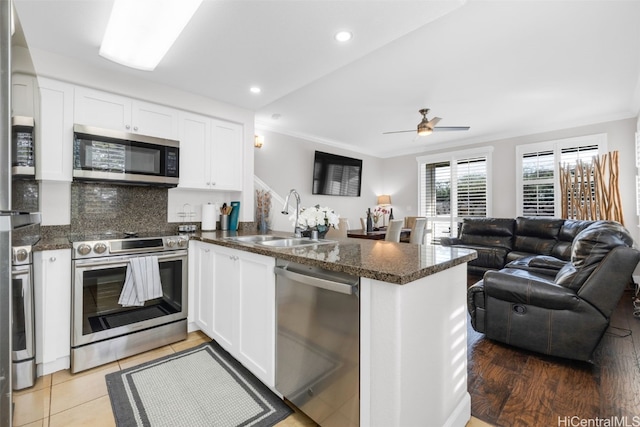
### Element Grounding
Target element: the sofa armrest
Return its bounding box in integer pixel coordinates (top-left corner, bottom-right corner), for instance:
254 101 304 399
440 237 462 246
506 255 568 276
484 269 581 310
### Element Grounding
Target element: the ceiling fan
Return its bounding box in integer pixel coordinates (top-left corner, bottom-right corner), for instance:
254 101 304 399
383 108 470 136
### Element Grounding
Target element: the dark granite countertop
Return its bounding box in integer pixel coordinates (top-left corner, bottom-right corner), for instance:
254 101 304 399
33 229 477 284
192 230 477 285
33 236 73 251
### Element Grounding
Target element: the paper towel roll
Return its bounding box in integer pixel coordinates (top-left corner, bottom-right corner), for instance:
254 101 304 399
202 203 217 231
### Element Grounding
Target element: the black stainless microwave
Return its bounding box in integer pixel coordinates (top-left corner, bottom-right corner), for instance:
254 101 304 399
73 124 179 186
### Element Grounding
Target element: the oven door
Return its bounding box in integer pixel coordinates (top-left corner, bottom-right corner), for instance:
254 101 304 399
72 251 187 347
12 265 34 363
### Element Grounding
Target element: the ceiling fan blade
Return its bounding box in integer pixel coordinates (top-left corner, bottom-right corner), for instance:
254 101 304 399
428 117 442 127
432 126 470 132
382 130 416 134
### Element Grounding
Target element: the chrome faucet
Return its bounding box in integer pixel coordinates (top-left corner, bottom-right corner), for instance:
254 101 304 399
282 189 302 237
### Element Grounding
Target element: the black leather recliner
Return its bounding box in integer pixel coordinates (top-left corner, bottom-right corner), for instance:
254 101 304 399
467 221 640 362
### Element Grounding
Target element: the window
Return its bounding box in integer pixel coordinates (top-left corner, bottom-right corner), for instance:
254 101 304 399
516 134 606 217
418 148 492 243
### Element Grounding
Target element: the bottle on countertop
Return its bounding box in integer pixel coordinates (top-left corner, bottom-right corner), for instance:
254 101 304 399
366 208 373 233
389 208 394 221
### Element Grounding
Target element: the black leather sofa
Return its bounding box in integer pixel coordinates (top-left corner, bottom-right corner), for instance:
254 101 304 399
447 218 640 362
441 217 594 275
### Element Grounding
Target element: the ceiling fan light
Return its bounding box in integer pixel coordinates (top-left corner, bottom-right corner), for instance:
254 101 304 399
417 122 432 136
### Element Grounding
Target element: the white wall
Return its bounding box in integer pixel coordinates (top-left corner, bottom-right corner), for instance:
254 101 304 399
383 117 639 242
26 47 256 223
254 130 384 233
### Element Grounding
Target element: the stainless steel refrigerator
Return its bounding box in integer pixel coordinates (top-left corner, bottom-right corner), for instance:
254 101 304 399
1 1 12 425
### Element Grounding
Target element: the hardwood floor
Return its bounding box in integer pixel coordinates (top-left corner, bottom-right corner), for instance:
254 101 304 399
466 275 640 427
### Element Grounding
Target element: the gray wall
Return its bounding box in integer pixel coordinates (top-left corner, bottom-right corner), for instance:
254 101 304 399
254 130 384 232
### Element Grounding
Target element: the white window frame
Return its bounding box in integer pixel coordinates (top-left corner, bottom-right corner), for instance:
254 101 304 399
417 147 493 240
515 134 608 217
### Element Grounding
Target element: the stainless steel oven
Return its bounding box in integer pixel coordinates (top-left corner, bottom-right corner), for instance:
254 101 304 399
71 234 188 373
12 245 35 390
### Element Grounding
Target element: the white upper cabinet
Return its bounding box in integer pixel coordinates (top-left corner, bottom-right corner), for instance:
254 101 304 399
178 112 243 191
211 119 243 191
12 73 36 117
74 87 178 140
178 111 210 189
37 77 74 181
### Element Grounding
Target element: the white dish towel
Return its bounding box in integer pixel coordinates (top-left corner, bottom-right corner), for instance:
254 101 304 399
118 256 163 307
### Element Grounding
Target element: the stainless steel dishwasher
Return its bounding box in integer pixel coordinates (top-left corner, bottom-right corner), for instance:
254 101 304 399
275 259 359 426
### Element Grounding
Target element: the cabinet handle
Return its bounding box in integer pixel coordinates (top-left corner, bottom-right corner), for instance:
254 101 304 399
211 182 216 186
204 249 210 253
49 257 56 262
134 126 138 131
125 125 130 130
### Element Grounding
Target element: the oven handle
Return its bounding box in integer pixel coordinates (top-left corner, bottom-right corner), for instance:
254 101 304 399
73 250 187 268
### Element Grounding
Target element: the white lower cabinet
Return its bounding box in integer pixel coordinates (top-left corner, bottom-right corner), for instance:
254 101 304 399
190 241 275 387
189 241 215 335
33 249 71 375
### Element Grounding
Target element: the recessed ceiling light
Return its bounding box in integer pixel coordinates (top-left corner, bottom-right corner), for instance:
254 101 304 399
334 31 353 42
250 87 261 94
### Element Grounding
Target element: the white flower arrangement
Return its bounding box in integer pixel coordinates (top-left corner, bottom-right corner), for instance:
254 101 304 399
290 204 340 231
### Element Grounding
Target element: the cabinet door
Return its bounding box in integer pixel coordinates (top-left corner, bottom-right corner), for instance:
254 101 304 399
236 251 275 387
12 73 35 117
74 87 131 131
210 246 237 351
37 78 73 181
189 242 215 337
132 100 178 140
178 111 210 189
33 249 71 374
210 119 243 191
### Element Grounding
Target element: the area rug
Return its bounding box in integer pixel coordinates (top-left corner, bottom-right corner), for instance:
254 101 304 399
105 340 292 427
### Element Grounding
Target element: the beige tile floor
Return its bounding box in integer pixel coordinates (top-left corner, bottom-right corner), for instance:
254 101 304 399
12 330 491 427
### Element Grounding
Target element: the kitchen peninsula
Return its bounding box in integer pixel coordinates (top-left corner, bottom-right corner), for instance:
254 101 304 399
193 230 477 427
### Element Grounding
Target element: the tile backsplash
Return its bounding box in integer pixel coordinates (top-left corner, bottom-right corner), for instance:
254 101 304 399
70 182 173 235
12 179 39 212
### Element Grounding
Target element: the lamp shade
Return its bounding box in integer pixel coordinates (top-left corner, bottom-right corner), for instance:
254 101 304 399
377 195 391 205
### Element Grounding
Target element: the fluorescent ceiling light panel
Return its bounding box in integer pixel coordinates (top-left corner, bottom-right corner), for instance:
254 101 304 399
100 0 203 71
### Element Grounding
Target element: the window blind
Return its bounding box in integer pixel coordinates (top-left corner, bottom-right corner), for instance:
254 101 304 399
522 150 554 217
456 157 487 217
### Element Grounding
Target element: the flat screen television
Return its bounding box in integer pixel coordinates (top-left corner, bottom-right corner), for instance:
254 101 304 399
312 151 362 196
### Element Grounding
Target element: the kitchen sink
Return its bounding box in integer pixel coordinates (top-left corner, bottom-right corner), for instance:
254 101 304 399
225 235 286 243
257 238 334 248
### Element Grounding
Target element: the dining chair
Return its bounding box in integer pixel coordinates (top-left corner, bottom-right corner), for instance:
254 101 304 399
409 218 428 244
404 216 426 230
326 218 349 239
385 219 404 242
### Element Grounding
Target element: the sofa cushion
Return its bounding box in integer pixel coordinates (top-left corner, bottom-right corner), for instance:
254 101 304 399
513 217 564 256
555 221 634 291
455 244 510 270
551 219 593 260
459 218 515 250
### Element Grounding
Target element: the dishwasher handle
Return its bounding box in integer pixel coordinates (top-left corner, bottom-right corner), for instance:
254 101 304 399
274 265 356 295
